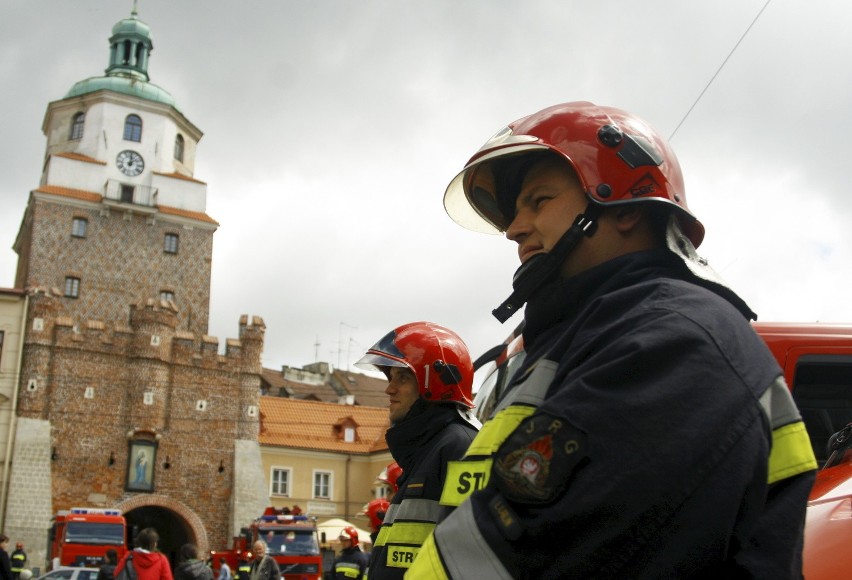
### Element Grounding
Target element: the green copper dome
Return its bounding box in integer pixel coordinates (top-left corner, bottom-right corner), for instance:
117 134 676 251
65 76 179 110
64 5 180 112
111 13 151 38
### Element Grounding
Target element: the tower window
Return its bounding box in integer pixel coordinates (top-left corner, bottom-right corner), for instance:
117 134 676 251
64 277 80 298
120 185 134 203
160 290 174 302
72 217 88 238
123 114 143 142
164 233 179 254
174 134 185 162
70 112 85 140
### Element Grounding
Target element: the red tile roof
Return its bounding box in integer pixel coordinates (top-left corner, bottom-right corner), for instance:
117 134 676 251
259 397 389 454
157 204 219 225
154 171 207 184
35 185 102 203
34 185 218 225
53 152 107 165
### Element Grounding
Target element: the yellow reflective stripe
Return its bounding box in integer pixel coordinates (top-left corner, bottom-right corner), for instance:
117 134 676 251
406 533 449 580
768 421 818 484
381 521 435 545
335 563 361 578
374 525 390 547
465 405 536 456
440 459 493 507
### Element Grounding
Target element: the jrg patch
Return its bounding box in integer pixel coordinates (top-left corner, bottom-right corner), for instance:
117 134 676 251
493 412 587 504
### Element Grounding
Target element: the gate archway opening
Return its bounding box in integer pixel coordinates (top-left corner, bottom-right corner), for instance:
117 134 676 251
124 505 193 569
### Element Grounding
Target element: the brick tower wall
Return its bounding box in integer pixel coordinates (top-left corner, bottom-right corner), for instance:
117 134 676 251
15 197 215 336
9 290 265 558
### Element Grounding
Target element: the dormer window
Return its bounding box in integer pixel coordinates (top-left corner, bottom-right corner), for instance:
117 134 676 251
123 114 142 142
174 134 185 162
333 417 359 443
70 112 85 140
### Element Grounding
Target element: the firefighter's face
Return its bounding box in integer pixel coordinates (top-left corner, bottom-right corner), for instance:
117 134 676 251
506 157 605 279
385 367 419 423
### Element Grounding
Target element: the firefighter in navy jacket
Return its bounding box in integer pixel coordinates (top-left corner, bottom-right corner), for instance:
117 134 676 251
355 322 479 580
408 102 817 579
331 527 369 580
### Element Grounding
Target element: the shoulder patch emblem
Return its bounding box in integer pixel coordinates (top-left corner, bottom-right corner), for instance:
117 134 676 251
493 412 587 505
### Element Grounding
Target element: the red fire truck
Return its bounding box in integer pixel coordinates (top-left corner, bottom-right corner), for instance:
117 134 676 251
212 507 322 580
47 507 127 569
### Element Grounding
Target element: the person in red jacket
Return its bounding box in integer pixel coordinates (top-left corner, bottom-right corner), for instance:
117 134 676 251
114 528 173 580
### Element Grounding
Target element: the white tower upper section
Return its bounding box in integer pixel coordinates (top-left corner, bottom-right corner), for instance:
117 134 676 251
38 5 208 215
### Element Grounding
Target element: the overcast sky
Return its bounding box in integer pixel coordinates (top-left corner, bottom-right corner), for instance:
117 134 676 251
3 1 852 383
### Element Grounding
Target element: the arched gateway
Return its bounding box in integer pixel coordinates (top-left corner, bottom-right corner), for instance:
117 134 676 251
118 495 209 566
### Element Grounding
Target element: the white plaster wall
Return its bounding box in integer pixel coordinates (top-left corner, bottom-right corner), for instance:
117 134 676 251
4 418 53 572
231 439 268 538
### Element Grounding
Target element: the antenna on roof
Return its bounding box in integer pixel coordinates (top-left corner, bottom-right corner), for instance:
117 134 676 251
338 322 357 370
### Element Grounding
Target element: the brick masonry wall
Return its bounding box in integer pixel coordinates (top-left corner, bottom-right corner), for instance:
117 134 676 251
9 291 265 559
16 197 214 335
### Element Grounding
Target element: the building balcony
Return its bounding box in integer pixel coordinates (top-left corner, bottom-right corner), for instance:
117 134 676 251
104 179 158 212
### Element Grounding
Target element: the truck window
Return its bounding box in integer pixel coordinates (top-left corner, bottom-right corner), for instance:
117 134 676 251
791 354 852 465
65 522 125 545
259 530 319 556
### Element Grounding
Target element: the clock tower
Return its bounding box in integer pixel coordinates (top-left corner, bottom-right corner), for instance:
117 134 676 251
13 5 215 334
4 7 268 562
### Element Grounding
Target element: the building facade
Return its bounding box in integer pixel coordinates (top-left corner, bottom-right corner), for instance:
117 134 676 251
258 396 392 543
0 289 28 528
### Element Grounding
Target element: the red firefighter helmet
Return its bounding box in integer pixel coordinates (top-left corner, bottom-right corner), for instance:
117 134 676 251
377 461 402 491
363 498 390 531
339 526 359 544
443 101 704 248
356 321 474 408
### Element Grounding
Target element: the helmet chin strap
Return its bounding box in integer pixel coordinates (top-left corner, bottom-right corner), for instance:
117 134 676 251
492 202 602 323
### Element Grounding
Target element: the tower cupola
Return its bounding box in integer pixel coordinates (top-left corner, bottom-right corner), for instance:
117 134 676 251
64 4 178 110
105 4 153 81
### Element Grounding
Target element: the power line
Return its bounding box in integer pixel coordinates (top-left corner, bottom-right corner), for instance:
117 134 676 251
669 0 772 141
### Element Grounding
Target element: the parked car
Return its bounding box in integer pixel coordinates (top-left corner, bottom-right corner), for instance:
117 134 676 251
37 567 100 580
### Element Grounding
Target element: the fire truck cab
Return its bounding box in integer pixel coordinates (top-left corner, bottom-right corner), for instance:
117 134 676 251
47 507 127 570
212 507 322 580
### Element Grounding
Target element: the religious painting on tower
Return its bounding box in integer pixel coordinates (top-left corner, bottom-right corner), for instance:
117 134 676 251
126 440 157 492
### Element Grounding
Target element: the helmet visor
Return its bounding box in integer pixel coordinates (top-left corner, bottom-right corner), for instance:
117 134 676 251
354 352 408 374
444 144 551 234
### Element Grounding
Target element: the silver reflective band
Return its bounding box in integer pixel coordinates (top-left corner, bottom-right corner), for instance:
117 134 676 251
433 500 514 580
759 375 803 428
394 498 442 523
494 359 558 414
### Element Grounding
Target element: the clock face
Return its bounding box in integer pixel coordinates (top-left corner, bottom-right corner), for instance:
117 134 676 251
116 150 145 177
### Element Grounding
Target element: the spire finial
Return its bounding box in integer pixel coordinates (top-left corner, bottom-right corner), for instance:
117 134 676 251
131 0 139 17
